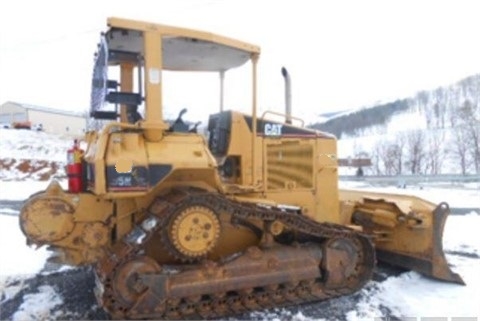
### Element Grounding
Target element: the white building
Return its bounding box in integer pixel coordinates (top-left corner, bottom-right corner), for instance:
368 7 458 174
0 101 87 136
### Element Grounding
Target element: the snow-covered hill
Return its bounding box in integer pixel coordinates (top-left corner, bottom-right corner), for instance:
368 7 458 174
321 74 480 176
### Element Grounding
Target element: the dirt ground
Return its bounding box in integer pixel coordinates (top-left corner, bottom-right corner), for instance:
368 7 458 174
0 158 63 181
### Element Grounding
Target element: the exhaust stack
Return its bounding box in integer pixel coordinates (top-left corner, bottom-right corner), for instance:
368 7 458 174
281 67 292 124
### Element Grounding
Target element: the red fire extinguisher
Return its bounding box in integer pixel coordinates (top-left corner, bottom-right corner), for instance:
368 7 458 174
67 139 84 193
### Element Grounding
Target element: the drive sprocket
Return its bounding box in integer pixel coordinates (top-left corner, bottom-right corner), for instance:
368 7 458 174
164 205 221 260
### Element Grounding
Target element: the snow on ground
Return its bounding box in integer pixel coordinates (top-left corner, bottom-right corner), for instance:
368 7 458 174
0 128 74 181
0 128 72 162
11 285 63 321
0 214 51 276
347 213 480 321
0 212 55 319
444 214 480 257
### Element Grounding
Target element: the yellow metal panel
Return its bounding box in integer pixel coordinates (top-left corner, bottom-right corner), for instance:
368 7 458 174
93 129 110 194
106 132 148 168
251 54 259 185
265 140 313 190
107 17 260 54
143 30 165 142
120 63 134 123
314 137 340 223
146 134 216 169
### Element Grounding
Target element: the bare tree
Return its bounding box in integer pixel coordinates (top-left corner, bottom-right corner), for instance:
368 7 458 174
383 143 401 175
472 126 480 174
433 87 447 128
451 126 471 175
457 100 480 174
467 119 480 174
424 131 445 175
382 144 396 176
405 130 425 174
392 133 406 175
448 101 474 175
372 138 404 176
372 140 387 175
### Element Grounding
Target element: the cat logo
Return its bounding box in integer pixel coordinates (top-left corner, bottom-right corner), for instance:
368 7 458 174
264 123 283 136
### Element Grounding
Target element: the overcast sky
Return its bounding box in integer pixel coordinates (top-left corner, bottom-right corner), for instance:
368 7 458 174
2 0 480 123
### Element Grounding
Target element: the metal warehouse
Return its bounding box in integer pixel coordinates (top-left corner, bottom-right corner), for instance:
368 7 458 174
0 101 86 135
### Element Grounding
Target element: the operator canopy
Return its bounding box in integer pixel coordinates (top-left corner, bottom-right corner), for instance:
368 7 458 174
103 17 260 72
107 29 253 72
90 18 260 118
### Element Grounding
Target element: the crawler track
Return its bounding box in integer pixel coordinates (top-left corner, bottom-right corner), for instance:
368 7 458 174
94 188 376 319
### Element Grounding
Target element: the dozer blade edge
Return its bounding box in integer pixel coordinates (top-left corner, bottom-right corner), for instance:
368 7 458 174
339 189 465 285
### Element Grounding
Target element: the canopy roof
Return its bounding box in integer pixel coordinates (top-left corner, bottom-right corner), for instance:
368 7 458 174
106 17 261 72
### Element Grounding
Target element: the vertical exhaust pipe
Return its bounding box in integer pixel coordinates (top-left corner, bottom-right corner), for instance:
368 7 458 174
281 67 292 124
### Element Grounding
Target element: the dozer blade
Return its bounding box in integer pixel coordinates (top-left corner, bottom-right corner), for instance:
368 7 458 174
339 189 465 285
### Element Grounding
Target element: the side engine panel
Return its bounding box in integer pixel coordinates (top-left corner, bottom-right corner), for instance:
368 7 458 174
207 110 341 223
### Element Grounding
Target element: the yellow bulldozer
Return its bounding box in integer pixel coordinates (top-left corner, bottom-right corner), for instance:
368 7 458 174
19 17 463 320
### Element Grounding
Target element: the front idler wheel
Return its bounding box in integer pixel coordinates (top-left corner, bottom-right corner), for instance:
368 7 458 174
112 256 161 306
